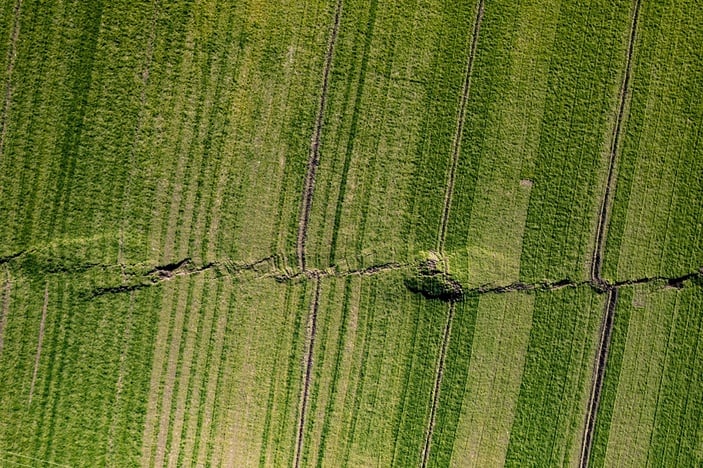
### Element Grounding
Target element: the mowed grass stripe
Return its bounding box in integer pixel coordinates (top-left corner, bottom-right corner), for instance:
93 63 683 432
140 280 177 466
305 0 478 270
27 282 49 405
518 1 632 283
0 0 22 160
0 271 11 357
445 0 558 287
505 287 603 466
296 0 342 272
429 293 532 467
602 0 703 281
165 274 207 467
206 279 308 467
593 285 703 467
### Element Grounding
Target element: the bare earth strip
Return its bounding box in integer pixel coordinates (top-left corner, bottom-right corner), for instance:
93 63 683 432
28 282 48 405
0 0 22 161
296 0 343 272
0 272 11 357
437 0 485 254
580 0 641 466
421 301 456 468
294 277 322 468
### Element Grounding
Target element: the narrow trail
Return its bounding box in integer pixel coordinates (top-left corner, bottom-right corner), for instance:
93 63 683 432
296 0 343 272
28 282 49 405
421 301 456 468
294 276 322 468
0 0 22 161
437 0 485 255
580 0 641 466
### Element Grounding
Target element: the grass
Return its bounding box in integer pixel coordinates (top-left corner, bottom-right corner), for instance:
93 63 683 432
602 0 703 281
504 286 603 466
590 284 703 467
0 0 701 465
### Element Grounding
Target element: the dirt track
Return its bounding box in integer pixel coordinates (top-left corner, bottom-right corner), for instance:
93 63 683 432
28 282 49 405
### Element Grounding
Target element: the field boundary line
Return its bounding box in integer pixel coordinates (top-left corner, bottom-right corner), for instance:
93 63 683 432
294 276 322 468
421 301 456 468
296 0 343 272
0 271 11 357
437 0 485 255
580 0 641 466
0 0 22 162
28 281 49 405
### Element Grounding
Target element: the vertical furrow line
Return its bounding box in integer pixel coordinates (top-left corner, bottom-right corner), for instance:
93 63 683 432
581 1 641 467
580 289 618 468
294 276 322 468
590 0 641 285
296 0 343 272
422 1 484 466
421 301 456 468
437 0 485 255
28 281 49 405
0 0 22 162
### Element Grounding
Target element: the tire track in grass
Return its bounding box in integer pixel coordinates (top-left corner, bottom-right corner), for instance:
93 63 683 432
590 0 641 286
0 0 22 162
436 0 485 255
421 301 455 468
294 276 322 468
581 289 618 468
296 0 342 272
421 1 484 465
0 272 11 357
28 281 48 405
581 0 641 466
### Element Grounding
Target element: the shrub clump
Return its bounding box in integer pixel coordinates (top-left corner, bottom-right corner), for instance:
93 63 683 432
405 259 463 301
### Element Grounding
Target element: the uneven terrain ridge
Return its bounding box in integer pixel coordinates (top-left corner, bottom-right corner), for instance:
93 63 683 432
0 0 701 466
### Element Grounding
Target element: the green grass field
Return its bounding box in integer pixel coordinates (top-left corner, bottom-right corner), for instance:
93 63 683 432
0 0 701 466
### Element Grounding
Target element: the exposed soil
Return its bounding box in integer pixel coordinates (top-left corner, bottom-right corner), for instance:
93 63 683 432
296 0 343 272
